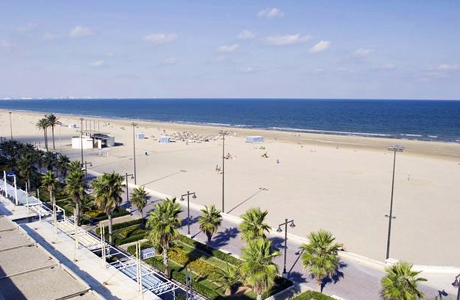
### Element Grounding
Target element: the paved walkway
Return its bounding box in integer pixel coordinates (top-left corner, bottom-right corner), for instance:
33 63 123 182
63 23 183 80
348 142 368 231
122 185 458 300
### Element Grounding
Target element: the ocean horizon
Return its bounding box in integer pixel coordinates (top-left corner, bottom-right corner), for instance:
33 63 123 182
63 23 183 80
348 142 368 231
1 98 459 143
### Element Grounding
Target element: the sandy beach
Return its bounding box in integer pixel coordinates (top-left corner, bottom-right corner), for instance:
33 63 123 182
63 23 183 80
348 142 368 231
1 109 459 267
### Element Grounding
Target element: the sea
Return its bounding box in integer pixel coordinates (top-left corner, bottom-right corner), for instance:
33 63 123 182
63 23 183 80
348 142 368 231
0 99 459 143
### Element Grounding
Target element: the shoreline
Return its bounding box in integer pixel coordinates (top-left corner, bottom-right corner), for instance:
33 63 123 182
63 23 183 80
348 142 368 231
1 108 460 266
2 108 460 160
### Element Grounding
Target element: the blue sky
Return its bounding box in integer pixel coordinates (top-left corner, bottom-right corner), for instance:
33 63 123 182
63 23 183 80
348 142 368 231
0 1 459 99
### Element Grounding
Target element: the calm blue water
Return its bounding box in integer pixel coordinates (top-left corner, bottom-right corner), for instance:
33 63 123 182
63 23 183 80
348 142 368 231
1 99 459 142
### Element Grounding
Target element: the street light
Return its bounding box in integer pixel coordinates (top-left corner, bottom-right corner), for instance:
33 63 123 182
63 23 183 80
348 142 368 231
132 122 137 185
277 218 296 277
83 161 92 179
219 130 227 213
8 112 13 140
80 117 84 166
180 191 197 235
452 274 460 300
125 173 135 212
385 145 404 260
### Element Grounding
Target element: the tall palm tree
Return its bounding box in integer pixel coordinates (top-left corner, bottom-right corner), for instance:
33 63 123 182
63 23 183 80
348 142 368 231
239 207 271 242
65 167 85 225
130 186 149 218
46 114 59 150
215 263 241 295
57 155 70 179
42 171 58 205
42 151 57 172
36 118 49 151
146 198 182 276
199 205 222 243
381 262 427 300
17 153 36 193
300 229 342 292
241 238 280 300
92 172 124 243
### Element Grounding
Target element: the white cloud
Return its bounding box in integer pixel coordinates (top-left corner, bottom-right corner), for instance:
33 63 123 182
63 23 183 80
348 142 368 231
437 63 460 71
378 63 396 70
243 67 257 73
89 60 105 67
70 26 94 38
43 32 58 41
309 40 331 54
217 44 240 53
264 34 311 46
143 33 177 44
0 40 12 49
258 8 284 18
353 48 373 57
14 23 37 34
238 30 256 40
163 57 177 65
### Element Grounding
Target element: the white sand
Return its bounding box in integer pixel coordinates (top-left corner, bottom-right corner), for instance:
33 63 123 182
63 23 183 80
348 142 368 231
1 109 459 266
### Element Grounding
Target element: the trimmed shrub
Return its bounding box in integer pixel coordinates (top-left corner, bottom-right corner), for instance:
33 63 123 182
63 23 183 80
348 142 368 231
96 218 144 234
290 290 336 300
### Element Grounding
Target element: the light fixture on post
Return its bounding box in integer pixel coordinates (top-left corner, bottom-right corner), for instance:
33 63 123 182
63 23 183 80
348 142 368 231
83 161 92 179
8 112 13 140
219 130 227 213
132 122 137 185
80 117 84 166
277 218 296 278
125 173 135 212
180 191 197 236
385 145 404 261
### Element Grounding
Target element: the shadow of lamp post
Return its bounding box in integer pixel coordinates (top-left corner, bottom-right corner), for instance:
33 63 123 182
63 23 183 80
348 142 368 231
277 218 296 278
181 191 197 236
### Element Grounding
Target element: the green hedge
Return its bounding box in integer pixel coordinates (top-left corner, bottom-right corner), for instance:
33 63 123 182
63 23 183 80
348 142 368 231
96 218 144 234
115 233 147 245
290 291 335 300
179 235 242 266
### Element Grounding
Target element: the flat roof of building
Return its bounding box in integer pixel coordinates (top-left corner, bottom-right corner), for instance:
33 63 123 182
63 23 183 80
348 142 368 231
0 216 103 300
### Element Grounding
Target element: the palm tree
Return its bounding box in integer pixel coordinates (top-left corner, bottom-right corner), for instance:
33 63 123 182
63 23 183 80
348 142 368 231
199 205 222 243
46 114 59 150
239 207 271 242
42 151 57 172
57 155 70 179
130 186 149 218
241 238 280 300
17 153 36 193
92 172 124 243
65 168 85 225
381 262 427 300
42 171 58 205
215 263 241 295
68 160 83 174
36 118 49 151
146 198 182 276
300 229 342 292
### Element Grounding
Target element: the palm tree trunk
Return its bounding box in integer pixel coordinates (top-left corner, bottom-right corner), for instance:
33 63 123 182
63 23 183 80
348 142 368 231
163 245 169 276
52 126 55 150
108 214 113 244
76 202 80 226
44 129 48 151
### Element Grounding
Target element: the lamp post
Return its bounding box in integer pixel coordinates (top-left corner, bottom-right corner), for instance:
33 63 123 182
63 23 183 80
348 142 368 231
219 130 227 213
8 111 13 140
83 161 92 179
277 218 296 277
80 117 84 166
180 191 197 235
452 274 460 300
385 145 404 260
132 122 137 185
125 173 134 212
